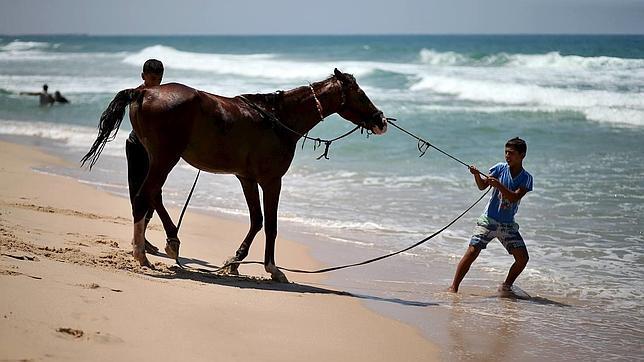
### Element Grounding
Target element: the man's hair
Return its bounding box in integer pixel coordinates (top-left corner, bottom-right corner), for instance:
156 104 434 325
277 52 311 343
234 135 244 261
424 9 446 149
506 137 527 155
143 59 164 75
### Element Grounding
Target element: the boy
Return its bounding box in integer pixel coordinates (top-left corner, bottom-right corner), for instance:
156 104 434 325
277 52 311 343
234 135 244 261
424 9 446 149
448 137 533 294
126 59 164 254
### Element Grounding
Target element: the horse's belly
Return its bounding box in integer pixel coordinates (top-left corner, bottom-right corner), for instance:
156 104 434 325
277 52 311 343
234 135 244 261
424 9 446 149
181 147 239 174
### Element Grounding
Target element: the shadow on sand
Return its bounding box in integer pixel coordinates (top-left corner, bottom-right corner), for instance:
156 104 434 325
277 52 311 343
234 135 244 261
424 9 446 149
145 253 438 308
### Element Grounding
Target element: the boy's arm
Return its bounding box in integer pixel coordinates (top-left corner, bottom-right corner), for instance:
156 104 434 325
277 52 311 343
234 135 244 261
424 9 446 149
487 178 529 203
469 166 489 191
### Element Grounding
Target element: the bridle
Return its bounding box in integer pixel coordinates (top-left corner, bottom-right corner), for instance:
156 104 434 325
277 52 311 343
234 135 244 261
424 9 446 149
322 75 384 131
308 75 347 122
238 76 372 159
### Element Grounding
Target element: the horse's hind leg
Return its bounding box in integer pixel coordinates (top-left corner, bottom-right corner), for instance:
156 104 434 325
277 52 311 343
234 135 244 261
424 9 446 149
223 176 263 275
131 155 180 267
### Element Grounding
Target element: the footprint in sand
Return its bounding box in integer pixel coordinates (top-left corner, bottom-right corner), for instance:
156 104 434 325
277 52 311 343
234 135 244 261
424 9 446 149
56 327 84 339
77 282 123 292
55 328 124 343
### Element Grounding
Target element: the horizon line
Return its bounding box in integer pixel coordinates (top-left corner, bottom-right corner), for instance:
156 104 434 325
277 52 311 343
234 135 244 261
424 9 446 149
2 32 644 37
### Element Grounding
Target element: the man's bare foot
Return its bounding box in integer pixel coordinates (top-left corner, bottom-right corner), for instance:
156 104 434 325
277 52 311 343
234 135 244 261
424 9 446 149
447 286 458 293
132 246 154 269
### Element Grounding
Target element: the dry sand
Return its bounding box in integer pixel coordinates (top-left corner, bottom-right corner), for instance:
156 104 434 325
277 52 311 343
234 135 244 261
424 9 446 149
0 140 438 361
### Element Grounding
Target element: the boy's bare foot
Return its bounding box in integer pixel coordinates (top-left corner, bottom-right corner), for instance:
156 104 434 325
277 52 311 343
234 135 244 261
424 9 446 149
447 286 458 293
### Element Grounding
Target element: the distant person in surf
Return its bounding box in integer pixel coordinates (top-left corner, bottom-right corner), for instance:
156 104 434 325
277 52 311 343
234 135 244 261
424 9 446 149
20 83 55 106
126 58 165 255
448 137 533 295
53 91 69 104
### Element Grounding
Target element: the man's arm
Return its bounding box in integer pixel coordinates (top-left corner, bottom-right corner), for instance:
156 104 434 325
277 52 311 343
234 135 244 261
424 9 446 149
469 166 489 191
19 92 40 96
487 178 529 203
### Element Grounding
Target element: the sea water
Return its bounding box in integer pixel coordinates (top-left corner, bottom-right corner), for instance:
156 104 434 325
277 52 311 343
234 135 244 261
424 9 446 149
1 35 642 360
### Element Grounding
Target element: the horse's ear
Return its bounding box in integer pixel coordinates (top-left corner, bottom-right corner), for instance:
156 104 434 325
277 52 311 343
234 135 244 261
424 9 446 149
334 68 344 80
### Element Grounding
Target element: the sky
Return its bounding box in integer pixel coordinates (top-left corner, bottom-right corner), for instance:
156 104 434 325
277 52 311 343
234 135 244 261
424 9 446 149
1 0 643 35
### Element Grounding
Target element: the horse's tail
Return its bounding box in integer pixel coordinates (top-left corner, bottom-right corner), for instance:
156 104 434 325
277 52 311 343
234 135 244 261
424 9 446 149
81 88 142 169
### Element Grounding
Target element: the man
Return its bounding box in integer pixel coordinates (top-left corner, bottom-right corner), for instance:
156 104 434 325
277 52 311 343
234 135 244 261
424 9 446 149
127 59 164 254
20 84 54 106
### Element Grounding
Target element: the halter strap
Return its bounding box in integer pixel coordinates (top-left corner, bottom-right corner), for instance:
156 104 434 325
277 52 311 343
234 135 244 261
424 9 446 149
334 76 346 110
309 84 324 121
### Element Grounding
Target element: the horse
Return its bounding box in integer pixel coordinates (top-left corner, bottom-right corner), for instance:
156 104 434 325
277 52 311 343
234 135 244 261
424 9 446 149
82 68 388 282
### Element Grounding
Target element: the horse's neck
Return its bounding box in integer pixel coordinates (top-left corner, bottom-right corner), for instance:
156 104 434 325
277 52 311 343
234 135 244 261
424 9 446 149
278 78 342 138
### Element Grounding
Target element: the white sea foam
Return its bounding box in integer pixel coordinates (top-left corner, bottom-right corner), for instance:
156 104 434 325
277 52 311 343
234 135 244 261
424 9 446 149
0 119 127 157
419 48 644 70
0 75 134 94
123 45 335 80
0 51 125 62
1 40 53 52
122 45 419 82
507 51 644 70
419 49 469 66
410 74 644 126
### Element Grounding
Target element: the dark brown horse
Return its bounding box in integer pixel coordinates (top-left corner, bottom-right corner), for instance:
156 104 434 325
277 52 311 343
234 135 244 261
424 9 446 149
82 68 387 282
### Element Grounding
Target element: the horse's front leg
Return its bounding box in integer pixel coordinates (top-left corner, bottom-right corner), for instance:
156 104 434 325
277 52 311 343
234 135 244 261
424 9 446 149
223 176 263 275
261 178 288 283
153 192 180 260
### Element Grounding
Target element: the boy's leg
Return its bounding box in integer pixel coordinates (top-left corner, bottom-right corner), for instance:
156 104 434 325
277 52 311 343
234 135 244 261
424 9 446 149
498 224 528 290
449 217 495 293
502 246 529 289
448 246 481 293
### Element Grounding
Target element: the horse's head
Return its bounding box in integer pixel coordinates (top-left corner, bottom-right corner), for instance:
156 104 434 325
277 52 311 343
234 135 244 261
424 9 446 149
333 68 387 135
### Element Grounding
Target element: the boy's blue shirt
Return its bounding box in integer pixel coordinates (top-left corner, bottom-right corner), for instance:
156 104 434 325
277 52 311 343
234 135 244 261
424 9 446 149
483 162 533 224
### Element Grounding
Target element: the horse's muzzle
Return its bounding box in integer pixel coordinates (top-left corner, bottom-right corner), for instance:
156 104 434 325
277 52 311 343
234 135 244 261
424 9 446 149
370 112 388 135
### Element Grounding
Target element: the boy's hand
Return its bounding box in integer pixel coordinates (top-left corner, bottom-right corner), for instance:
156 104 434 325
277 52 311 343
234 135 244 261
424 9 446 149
469 165 480 175
487 177 501 188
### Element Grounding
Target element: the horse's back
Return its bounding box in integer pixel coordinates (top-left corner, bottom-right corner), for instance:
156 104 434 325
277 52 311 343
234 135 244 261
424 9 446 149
137 83 201 113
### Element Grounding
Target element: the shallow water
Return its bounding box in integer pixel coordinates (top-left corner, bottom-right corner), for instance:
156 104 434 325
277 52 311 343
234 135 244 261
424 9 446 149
1 35 642 360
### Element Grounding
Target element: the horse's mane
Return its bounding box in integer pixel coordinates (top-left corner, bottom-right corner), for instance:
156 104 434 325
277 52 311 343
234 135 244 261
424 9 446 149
241 74 341 110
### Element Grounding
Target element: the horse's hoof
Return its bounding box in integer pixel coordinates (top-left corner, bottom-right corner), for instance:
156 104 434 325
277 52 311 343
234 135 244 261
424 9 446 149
222 256 240 275
266 264 289 283
165 237 180 260
270 270 289 283
144 239 159 255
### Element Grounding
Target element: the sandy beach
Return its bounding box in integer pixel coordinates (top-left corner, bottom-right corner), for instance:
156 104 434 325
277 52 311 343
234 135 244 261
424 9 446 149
0 140 438 361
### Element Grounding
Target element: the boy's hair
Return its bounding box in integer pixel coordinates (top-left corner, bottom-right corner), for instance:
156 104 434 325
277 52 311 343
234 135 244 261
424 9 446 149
506 137 527 155
142 59 164 75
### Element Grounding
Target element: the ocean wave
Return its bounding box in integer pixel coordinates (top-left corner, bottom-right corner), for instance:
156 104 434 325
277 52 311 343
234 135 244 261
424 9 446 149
419 49 644 70
0 40 54 52
279 213 411 235
123 45 336 80
0 75 134 94
410 75 644 126
0 119 127 157
122 45 420 82
0 49 129 62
